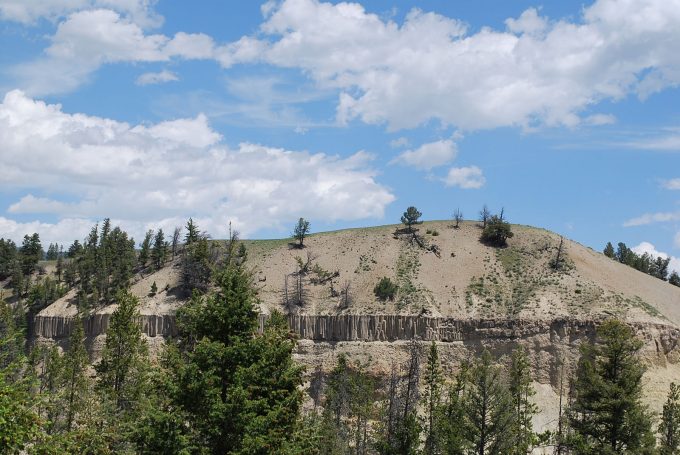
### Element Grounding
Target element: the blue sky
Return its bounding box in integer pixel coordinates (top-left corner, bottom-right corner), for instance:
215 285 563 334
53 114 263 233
1 0 680 271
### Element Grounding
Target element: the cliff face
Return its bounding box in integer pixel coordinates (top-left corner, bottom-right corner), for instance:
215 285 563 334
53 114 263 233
33 312 679 362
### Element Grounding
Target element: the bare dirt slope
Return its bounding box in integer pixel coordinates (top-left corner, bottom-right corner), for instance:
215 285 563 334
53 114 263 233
240 221 680 325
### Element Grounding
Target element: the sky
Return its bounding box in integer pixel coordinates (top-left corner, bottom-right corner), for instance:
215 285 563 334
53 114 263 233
1 0 680 272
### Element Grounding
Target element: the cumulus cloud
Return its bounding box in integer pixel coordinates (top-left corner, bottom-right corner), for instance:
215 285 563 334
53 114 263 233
0 0 161 27
391 139 457 170
442 166 486 189
211 0 680 131
135 69 178 85
632 241 680 275
623 211 680 227
0 90 395 244
12 9 215 95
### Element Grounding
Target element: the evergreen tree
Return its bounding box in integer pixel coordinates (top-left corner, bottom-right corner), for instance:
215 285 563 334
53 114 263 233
184 218 199 245
480 215 514 247
438 362 471 454
169 246 304 453
423 341 443 454
19 232 42 275
181 233 212 293
151 228 167 270
669 271 680 287
509 346 539 454
603 242 615 259
62 316 90 432
0 238 17 280
96 291 148 410
401 206 423 233
293 217 311 248
567 319 655 454
138 230 153 269
463 349 514 455
66 240 82 259
0 301 39 453
659 382 680 455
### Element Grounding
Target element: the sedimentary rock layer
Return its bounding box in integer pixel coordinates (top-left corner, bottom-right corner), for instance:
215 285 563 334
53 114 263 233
32 313 679 355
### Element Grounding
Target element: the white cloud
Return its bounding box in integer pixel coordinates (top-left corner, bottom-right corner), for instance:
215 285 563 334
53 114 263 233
391 139 457 170
623 211 680 227
662 178 680 190
632 241 680 275
12 9 214 95
135 70 178 85
622 129 680 151
0 0 162 27
211 0 680 131
675 232 680 249
442 166 486 189
390 137 410 148
584 114 616 126
0 90 395 243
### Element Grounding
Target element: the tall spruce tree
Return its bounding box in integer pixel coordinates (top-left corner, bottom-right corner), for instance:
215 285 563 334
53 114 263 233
168 240 304 453
96 291 148 410
567 319 655 454
659 382 680 455
509 346 539 454
437 362 471 454
0 301 39 453
423 341 443 455
151 228 167 270
463 349 514 455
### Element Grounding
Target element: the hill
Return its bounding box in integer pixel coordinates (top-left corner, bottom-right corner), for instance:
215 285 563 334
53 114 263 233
31 220 680 437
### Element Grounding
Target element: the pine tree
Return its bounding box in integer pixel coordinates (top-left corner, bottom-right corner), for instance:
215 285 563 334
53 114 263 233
423 341 443 454
184 218 199 245
151 228 167 270
138 230 153 269
96 291 148 410
463 349 514 455
670 271 680 287
603 242 615 259
0 300 39 453
480 214 514 247
63 315 90 432
567 319 655 454
401 206 423 233
438 362 471 454
171 226 181 259
19 232 42 275
169 247 303 453
293 217 311 248
659 382 680 455
479 204 491 229
509 346 538 454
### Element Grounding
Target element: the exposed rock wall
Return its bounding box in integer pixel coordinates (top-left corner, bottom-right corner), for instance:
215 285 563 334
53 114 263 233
33 313 679 357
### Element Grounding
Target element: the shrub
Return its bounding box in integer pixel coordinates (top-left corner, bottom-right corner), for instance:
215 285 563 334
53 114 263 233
374 277 398 301
480 215 513 247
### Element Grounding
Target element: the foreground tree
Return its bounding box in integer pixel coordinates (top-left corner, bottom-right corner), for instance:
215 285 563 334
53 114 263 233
463 349 514 455
168 242 304 453
509 346 539 454
0 301 39 453
659 382 680 455
293 217 311 248
401 206 423 233
96 291 149 410
567 319 655 454
423 341 443 454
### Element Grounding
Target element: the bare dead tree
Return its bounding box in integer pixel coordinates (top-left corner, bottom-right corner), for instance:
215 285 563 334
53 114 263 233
552 236 565 270
171 226 181 259
453 208 463 228
479 204 491 228
339 280 353 309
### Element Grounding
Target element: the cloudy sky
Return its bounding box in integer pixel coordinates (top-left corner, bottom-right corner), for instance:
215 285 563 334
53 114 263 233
1 0 679 271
